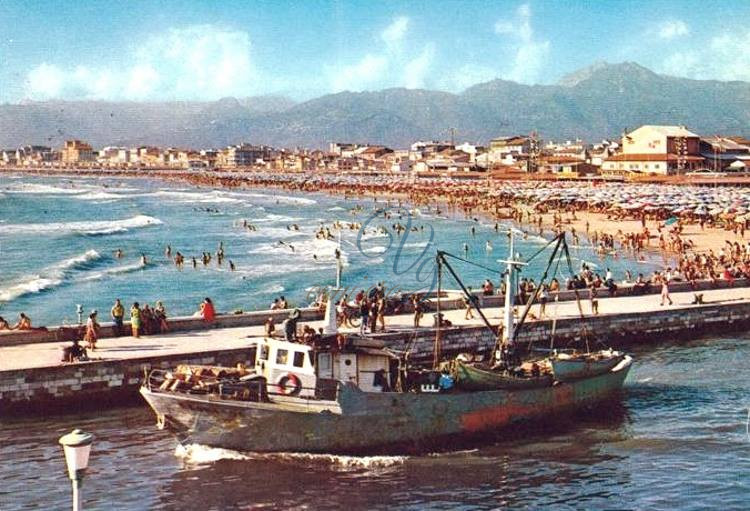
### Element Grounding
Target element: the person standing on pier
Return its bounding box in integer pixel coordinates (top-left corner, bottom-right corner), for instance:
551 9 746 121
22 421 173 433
359 298 370 335
111 299 124 337
130 302 141 338
83 310 99 351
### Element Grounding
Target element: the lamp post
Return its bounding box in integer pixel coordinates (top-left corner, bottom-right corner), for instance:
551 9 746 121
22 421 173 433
59 429 93 511
76 304 83 325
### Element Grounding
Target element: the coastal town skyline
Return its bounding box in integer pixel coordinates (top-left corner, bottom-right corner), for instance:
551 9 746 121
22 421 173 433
4 123 750 177
2 0 750 102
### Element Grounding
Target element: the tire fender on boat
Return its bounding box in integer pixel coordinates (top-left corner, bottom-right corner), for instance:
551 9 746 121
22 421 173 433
277 373 302 396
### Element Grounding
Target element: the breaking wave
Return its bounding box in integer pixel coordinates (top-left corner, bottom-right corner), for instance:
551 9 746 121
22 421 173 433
79 260 148 282
0 250 102 302
3 183 91 195
151 190 244 204
1 214 162 235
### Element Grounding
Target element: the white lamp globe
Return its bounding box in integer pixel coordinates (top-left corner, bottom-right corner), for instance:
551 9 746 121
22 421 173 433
59 429 93 481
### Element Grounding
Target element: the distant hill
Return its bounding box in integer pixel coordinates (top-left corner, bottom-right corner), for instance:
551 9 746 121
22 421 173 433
2 62 750 149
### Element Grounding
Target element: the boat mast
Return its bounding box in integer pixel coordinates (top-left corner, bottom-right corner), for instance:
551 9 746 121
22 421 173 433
502 231 517 344
434 255 442 369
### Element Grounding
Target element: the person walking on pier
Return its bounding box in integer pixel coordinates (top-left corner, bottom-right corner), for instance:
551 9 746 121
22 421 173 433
659 272 673 306
111 299 124 337
464 289 475 320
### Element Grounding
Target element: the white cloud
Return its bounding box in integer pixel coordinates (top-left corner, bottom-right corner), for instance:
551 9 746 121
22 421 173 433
443 64 499 91
658 20 689 39
508 40 550 83
404 44 435 89
457 3 549 88
24 25 258 101
381 16 409 50
26 63 64 98
331 54 389 92
329 16 434 92
661 29 750 82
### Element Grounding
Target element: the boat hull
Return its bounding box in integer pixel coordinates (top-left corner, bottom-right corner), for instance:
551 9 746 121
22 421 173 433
551 353 625 381
141 356 632 454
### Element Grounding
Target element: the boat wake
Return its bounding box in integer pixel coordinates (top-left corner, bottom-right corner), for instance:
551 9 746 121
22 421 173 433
175 444 407 469
0 249 103 302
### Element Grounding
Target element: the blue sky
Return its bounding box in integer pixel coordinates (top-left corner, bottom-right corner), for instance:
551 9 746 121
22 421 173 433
1 0 749 103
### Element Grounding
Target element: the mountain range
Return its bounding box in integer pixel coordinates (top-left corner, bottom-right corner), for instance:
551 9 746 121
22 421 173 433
2 62 750 149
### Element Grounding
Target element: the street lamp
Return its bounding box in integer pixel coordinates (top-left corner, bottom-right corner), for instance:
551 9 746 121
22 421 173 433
59 429 93 511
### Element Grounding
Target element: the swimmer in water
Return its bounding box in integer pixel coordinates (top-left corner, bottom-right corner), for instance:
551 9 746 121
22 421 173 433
141 253 148 265
115 249 123 259
463 243 469 255
229 260 235 271
486 241 493 252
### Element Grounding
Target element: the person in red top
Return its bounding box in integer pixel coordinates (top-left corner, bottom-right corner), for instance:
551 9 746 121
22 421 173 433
200 297 216 322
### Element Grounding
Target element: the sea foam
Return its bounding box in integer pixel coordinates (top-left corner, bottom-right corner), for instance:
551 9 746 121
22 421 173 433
0 249 102 302
1 214 162 235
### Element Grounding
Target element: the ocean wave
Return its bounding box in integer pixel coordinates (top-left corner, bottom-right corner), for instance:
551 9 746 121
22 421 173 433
79 260 148 282
1 214 162 235
252 213 307 224
0 249 102 302
3 183 92 195
75 191 126 201
150 190 243 204
175 444 406 469
361 246 388 254
237 192 317 206
246 237 348 265
246 284 286 296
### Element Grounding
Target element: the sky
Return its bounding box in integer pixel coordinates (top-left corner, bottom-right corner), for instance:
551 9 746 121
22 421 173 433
1 0 750 103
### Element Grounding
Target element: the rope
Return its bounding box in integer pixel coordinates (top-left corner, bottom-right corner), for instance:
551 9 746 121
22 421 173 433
561 237 593 352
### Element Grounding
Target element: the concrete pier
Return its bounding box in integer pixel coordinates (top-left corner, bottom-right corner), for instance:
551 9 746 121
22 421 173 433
2 285 750 415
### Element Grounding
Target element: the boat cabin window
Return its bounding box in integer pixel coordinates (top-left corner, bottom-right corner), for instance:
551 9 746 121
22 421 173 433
259 344 269 361
293 351 305 368
276 349 289 365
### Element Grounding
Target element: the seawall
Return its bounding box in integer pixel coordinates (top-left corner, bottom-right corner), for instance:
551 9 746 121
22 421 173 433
2 293 750 415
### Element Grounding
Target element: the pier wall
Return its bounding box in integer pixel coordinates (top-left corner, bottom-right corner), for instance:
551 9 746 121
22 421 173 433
0 348 255 415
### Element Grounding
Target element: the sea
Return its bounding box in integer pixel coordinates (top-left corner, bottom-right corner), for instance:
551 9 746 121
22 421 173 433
2 174 748 510
0 173 663 326
1 336 748 510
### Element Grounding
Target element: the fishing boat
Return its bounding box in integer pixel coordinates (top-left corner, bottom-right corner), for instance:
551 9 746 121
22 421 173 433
449 230 627 389
140 232 632 454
